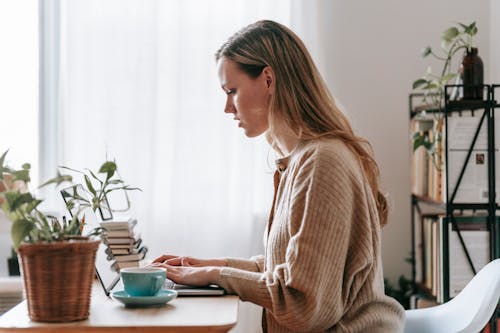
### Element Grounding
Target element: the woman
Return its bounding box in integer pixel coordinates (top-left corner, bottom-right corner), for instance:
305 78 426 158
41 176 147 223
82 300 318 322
153 20 405 332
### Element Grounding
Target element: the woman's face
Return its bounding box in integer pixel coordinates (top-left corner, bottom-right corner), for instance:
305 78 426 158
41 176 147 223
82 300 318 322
217 57 273 137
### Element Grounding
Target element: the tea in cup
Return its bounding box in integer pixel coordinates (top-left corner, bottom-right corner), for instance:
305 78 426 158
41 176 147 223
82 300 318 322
120 267 166 296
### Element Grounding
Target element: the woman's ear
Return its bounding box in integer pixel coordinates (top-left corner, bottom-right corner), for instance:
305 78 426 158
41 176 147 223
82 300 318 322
262 66 275 93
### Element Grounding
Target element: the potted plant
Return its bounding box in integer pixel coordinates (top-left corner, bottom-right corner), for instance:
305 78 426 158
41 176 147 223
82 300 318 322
411 22 478 170
0 150 139 322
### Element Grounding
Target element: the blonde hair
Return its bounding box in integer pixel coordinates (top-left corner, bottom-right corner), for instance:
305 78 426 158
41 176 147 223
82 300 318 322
216 20 388 226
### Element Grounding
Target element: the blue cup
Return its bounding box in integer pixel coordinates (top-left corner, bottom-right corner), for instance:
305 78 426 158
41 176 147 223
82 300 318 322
120 267 166 296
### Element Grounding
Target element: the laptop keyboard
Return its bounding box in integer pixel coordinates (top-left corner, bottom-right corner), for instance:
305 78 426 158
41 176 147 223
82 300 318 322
163 279 176 289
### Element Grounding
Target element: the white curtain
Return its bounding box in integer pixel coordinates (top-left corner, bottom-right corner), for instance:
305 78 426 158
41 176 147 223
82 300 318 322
47 0 292 260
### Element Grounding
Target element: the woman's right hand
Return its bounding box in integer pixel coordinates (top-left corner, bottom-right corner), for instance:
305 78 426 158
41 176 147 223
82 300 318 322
152 254 227 267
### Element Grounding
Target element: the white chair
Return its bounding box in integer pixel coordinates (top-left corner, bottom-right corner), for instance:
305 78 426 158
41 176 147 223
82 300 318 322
404 258 500 333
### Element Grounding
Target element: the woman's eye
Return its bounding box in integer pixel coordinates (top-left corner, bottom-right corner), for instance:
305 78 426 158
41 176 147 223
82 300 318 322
226 89 235 95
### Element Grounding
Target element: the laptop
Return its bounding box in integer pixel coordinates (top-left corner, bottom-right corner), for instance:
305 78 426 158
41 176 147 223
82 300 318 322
163 279 225 296
60 185 225 297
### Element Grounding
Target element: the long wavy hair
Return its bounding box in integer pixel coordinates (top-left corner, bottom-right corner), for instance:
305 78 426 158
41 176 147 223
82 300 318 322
215 20 388 226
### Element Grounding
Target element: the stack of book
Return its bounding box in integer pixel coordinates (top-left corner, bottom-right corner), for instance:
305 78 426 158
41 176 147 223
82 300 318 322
415 214 492 303
100 217 148 272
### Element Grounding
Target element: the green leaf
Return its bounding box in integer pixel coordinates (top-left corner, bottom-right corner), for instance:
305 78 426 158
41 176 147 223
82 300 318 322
413 132 432 152
86 169 103 185
12 169 30 183
412 78 428 90
462 22 477 36
39 171 72 188
4 191 20 207
84 175 96 196
420 46 432 58
11 219 34 249
423 82 440 90
12 193 35 211
72 192 90 204
121 185 142 192
51 218 62 233
62 186 90 204
470 25 478 36
85 226 104 238
66 200 75 210
0 150 8 179
413 135 425 152
423 140 434 152
440 73 457 84
59 165 84 174
25 199 42 214
99 161 116 178
22 163 30 170
441 27 459 42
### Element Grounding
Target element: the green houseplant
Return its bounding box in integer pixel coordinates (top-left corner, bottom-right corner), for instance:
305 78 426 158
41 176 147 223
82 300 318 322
0 150 139 322
411 22 478 169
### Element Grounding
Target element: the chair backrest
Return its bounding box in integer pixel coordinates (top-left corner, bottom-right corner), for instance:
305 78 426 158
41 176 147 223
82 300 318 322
404 258 500 333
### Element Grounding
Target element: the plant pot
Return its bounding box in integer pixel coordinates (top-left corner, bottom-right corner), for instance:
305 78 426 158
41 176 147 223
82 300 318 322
17 239 100 322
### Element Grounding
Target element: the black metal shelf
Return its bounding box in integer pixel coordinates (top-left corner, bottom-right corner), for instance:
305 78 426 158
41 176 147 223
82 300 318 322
409 84 499 332
446 100 493 112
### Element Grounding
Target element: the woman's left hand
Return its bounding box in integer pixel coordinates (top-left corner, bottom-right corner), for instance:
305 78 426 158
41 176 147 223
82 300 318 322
150 262 221 287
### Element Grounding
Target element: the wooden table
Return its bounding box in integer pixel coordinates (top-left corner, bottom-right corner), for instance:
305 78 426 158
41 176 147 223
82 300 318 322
0 283 239 332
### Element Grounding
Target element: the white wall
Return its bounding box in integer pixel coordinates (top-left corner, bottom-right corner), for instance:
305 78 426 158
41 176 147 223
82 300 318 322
294 0 491 284
492 0 500 83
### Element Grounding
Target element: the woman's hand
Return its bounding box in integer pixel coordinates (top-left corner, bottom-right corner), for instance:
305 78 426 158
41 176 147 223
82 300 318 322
152 254 227 267
151 262 221 287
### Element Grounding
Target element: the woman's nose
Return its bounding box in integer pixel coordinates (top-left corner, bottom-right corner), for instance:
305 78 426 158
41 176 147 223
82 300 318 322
224 98 234 114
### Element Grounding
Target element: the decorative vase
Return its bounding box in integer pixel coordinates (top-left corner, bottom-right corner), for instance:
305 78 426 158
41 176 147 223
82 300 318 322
17 239 99 322
460 47 484 100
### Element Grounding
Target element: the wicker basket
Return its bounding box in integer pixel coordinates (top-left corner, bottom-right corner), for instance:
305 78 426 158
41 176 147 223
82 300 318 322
17 239 100 322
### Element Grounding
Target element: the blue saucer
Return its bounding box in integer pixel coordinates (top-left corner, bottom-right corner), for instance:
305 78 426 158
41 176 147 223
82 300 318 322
112 289 178 307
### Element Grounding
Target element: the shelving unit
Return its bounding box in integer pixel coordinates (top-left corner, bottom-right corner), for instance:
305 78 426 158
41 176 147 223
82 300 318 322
409 84 500 332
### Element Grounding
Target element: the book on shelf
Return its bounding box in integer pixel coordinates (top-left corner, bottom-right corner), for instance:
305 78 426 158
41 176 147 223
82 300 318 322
111 260 140 272
107 243 135 250
423 214 445 302
410 117 432 197
105 238 142 249
448 215 491 298
104 229 135 238
413 209 424 284
418 214 494 302
100 217 138 231
409 293 439 309
103 237 136 245
106 246 148 262
105 247 130 256
446 111 500 203
410 116 444 201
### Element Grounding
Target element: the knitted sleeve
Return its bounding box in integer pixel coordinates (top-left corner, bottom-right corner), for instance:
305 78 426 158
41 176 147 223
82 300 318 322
224 255 264 272
216 145 372 331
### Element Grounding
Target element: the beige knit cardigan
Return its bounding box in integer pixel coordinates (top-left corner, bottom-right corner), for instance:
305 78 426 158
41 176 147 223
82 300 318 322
217 138 405 332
